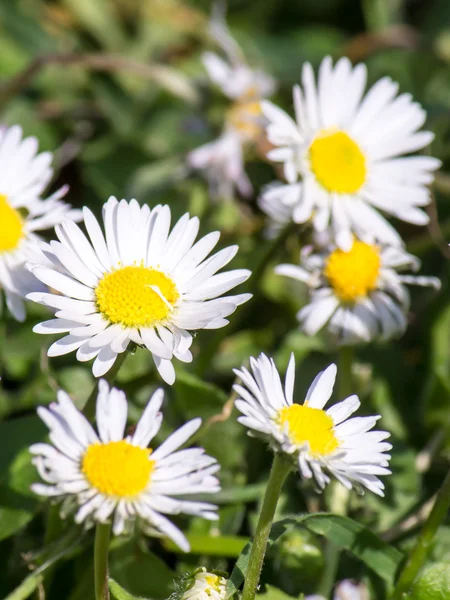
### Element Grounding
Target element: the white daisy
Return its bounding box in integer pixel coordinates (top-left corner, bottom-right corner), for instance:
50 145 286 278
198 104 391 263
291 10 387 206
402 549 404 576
0 125 80 321
30 380 220 552
234 353 392 496
181 568 227 600
276 237 440 345
260 56 441 249
27 197 251 383
188 9 275 199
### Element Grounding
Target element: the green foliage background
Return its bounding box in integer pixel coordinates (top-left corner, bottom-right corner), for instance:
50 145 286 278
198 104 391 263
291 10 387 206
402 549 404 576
0 0 450 598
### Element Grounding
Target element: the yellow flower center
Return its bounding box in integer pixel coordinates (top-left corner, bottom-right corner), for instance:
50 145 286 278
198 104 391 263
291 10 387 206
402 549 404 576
95 265 179 328
227 101 263 141
278 404 339 456
205 575 222 592
0 194 24 253
82 440 155 498
324 240 381 302
309 130 366 193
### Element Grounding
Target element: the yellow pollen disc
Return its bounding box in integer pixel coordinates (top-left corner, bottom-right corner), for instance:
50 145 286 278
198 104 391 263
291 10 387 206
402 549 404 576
82 440 155 498
309 130 366 193
95 265 179 328
278 404 339 456
0 194 24 253
205 575 222 591
324 240 381 302
227 101 263 141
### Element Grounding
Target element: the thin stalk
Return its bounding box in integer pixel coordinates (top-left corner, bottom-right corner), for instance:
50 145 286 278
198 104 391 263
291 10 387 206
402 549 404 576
391 468 450 599
362 0 399 32
317 346 353 598
241 453 291 600
94 522 112 600
82 350 129 419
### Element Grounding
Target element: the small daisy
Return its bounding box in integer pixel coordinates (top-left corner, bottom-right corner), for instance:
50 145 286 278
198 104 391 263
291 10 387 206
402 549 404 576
181 568 227 600
260 56 440 248
276 237 440 344
30 380 220 551
27 197 251 383
234 354 392 496
188 8 275 199
0 125 80 321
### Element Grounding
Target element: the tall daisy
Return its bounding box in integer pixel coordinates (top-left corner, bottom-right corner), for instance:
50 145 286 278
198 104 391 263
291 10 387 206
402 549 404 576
30 380 220 551
27 197 251 383
234 353 392 496
188 8 275 199
276 237 439 344
260 56 440 248
0 125 80 321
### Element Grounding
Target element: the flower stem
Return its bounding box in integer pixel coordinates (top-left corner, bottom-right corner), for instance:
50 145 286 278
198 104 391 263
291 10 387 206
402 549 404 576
94 522 112 600
241 453 291 600
317 345 353 598
82 349 129 419
391 467 450 599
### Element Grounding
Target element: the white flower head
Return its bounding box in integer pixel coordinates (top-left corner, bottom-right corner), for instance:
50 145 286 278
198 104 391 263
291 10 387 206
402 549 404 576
188 8 275 200
181 568 227 600
188 131 252 199
0 125 80 321
261 56 441 249
234 353 392 496
30 380 220 551
27 197 251 383
276 237 440 345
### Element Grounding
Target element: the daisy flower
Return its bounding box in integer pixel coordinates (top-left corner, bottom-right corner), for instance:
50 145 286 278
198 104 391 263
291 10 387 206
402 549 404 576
276 237 440 344
30 380 220 551
188 8 275 199
27 197 251 383
180 568 227 600
260 56 440 248
234 354 392 496
0 125 80 321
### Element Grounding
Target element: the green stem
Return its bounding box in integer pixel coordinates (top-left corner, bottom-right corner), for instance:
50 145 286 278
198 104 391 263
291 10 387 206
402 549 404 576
362 0 399 31
338 345 353 401
391 468 450 599
82 350 129 419
317 346 354 598
44 503 61 547
94 522 112 600
241 453 291 600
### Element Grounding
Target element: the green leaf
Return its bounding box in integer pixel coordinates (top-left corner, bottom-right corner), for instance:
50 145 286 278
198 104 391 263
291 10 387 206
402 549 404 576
257 585 303 600
409 563 450 600
163 534 247 557
226 513 403 598
109 578 152 600
0 449 39 542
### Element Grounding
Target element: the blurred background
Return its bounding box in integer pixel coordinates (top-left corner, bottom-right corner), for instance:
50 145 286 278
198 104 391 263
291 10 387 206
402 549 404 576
1 1 450 599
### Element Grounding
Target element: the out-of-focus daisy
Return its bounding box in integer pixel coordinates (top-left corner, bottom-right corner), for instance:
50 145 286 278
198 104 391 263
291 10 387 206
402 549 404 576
276 237 439 344
188 8 275 199
27 197 251 383
260 56 440 248
30 380 220 551
180 568 227 600
234 353 392 496
0 125 79 321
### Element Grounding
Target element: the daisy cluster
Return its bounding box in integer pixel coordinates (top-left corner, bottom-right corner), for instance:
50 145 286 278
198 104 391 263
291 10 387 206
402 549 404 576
0 6 444 598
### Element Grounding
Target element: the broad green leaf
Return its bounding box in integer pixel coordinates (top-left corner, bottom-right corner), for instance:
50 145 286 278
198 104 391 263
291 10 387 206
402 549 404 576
109 578 151 600
164 534 247 557
0 449 39 542
257 585 303 600
226 513 403 598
